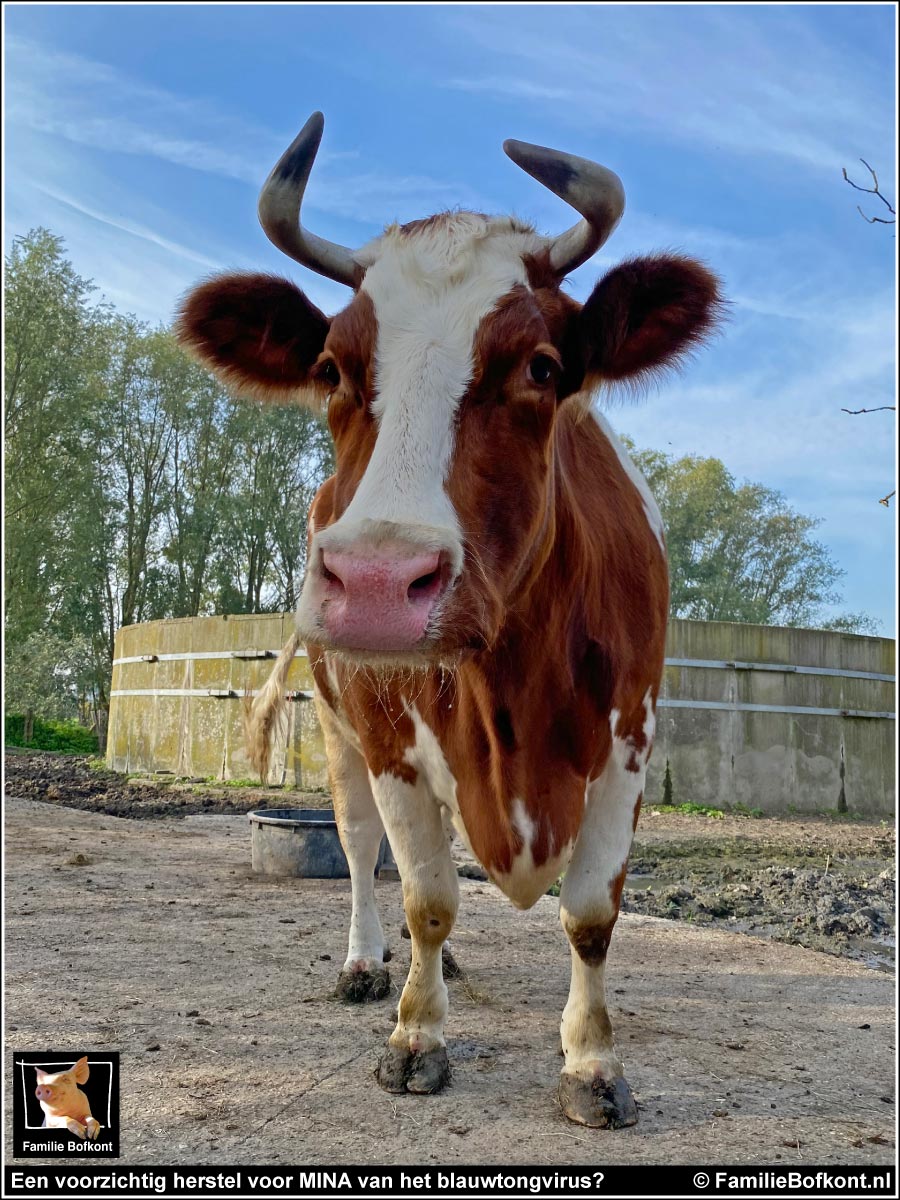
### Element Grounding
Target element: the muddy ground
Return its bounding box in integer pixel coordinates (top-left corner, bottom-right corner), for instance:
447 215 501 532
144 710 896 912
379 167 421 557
3 789 895 1167
6 752 896 970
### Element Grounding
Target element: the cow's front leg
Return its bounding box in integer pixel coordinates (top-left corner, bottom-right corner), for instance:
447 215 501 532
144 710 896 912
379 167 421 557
557 705 652 1128
317 694 391 1002
370 772 458 1095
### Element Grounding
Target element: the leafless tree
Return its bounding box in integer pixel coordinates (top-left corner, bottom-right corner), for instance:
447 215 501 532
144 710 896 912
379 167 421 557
842 158 896 226
840 160 895 507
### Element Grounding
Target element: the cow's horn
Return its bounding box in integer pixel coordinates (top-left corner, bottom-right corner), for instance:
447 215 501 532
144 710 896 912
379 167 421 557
503 138 625 277
258 112 363 288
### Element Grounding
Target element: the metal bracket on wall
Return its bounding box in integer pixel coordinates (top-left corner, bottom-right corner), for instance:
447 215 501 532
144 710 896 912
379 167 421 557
231 649 275 660
665 657 895 683
657 698 895 719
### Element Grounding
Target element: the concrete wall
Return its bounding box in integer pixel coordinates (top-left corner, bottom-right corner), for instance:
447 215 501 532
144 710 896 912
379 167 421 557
108 613 325 790
108 616 895 815
653 621 895 817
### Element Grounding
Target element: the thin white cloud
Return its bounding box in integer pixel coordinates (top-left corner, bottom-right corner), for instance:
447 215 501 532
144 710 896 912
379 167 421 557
7 34 499 222
31 183 223 270
6 35 279 182
442 7 893 174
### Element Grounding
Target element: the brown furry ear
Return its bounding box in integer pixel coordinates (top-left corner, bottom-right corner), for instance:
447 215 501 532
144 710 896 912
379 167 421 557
578 254 725 387
175 273 330 403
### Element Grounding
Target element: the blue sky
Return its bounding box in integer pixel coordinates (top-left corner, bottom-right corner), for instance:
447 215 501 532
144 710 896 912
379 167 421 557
5 3 897 632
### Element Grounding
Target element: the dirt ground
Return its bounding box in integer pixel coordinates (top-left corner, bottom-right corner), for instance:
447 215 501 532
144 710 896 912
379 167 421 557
4 784 896 1167
7 752 896 968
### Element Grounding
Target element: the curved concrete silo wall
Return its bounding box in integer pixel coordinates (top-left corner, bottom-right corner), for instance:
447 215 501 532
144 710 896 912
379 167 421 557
108 613 325 789
108 615 895 815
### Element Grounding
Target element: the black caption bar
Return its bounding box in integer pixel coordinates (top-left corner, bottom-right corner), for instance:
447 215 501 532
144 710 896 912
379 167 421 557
4 1165 896 1199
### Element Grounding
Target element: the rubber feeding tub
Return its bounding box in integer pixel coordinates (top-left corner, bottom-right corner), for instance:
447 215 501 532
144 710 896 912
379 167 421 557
248 808 390 878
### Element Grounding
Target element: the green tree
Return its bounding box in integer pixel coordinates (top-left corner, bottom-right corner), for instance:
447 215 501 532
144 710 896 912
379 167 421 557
4 632 96 738
4 230 110 645
212 402 334 613
630 445 879 634
5 229 336 745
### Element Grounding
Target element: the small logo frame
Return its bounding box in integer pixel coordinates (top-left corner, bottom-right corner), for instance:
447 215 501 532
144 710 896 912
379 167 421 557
11 1051 120 1158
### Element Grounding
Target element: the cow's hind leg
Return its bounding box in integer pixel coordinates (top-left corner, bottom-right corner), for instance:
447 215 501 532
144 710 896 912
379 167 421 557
370 774 458 1095
317 694 391 1003
557 704 652 1128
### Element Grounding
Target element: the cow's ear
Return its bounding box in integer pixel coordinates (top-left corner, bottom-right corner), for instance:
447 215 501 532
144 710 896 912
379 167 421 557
176 273 331 405
72 1057 89 1084
577 254 724 388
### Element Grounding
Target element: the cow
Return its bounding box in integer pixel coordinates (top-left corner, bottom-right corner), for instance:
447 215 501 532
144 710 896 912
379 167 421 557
177 112 722 1127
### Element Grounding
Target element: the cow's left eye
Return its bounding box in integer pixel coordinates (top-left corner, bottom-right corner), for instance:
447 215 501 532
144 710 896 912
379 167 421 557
527 354 557 386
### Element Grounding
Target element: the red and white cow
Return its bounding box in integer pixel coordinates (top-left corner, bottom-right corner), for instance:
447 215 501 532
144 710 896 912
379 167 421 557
178 113 722 1127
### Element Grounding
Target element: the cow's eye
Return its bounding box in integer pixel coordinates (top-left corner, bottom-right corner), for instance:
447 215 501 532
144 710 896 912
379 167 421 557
320 360 340 388
527 354 557 387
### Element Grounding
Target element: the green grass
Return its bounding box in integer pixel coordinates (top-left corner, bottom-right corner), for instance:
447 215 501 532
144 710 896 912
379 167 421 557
4 714 98 755
203 776 261 788
728 802 765 818
653 801 726 819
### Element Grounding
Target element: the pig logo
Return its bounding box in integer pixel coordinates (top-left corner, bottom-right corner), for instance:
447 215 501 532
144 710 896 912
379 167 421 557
33 1056 101 1141
13 1050 119 1157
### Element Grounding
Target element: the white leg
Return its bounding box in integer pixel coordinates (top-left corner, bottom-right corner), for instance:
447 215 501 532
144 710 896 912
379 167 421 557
369 771 459 1094
557 702 653 1127
317 692 390 1002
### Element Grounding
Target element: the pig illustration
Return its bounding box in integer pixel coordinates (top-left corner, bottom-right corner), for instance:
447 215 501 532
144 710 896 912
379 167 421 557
33 1057 100 1141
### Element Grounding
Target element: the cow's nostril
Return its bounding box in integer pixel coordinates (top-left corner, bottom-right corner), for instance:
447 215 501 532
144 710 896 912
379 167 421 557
320 552 344 591
408 568 441 598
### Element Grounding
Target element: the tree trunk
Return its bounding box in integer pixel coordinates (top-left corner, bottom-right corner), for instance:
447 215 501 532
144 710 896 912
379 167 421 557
95 705 109 756
24 708 35 743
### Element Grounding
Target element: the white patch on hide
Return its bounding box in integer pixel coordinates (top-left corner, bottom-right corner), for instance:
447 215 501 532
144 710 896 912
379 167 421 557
592 410 666 552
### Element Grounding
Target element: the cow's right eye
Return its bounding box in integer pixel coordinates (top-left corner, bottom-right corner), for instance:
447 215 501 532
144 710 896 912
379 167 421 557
526 352 560 387
320 361 340 388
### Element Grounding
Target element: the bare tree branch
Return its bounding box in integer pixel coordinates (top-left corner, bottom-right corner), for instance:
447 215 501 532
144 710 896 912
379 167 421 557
842 159 896 225
841 405 896 415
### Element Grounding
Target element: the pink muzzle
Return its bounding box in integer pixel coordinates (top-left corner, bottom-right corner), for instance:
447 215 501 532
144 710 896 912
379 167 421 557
320 547 450 651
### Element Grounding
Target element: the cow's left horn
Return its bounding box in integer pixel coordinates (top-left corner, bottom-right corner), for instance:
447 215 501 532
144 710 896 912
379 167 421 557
258 112 363 288
503 139 625 277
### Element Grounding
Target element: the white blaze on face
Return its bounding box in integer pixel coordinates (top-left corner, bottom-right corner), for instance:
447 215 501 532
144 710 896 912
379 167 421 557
336 217 542 562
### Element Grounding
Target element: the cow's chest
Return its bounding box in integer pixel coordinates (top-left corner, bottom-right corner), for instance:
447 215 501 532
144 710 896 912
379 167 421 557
379 697 582 911
319 656 590 910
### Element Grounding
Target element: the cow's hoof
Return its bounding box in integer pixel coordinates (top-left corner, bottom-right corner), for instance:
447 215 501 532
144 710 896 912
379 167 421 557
376 1044 451 1095
336 963 390 1003
558 1071 637 1129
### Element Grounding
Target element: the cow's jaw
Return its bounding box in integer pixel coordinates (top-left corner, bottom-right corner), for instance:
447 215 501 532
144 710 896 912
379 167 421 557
296 215 543 663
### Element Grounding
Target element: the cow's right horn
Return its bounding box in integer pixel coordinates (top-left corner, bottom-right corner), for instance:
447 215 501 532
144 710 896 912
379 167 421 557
258 112 363 288
503 138 625 278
